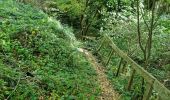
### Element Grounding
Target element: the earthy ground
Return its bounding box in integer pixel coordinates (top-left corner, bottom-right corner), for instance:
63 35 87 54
78 48 119 100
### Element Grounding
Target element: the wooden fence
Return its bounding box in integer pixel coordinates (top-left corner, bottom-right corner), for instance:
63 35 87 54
96 34 170 100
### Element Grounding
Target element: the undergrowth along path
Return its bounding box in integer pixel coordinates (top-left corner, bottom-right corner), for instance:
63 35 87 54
78 48 119 100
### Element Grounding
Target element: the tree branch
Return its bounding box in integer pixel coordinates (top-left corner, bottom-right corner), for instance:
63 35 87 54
137 0 145 55
139 6 150 31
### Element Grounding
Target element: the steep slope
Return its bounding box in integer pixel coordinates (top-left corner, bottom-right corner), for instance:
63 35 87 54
0 0 100 99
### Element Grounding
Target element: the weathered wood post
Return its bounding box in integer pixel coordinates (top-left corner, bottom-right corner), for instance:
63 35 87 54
105 49 114 66
116 58 123 77
142 79 155 100
121 62 127 74
126 69 136 91
96 36 105 52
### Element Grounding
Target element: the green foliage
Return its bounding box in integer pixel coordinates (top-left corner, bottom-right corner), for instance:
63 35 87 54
1 0 169 99
53 0 85 17
46 0 109 37
0 0 100 99
86 0 170 97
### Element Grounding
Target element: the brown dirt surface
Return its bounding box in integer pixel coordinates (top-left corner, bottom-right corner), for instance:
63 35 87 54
78 48 119 100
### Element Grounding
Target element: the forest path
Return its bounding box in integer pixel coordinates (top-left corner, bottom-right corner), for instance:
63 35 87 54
78 48 119 100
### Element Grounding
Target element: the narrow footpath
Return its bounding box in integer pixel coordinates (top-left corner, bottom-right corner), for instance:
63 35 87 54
78 48 119 100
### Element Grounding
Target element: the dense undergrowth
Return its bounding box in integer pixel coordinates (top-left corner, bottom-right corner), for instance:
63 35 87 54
0 0 100 99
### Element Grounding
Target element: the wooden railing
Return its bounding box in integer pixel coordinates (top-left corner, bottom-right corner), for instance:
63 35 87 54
96 34 170 100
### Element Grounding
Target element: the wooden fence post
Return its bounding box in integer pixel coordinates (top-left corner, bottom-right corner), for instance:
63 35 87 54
142 79 155 100
121 62 127 73
126 69 136 91
116 58 123 77
96 37 105 52
105 49 114 66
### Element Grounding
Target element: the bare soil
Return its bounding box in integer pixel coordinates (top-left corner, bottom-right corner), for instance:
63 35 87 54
78 48 119 100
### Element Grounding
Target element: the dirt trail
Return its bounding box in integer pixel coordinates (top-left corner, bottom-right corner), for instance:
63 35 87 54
78 48 119 100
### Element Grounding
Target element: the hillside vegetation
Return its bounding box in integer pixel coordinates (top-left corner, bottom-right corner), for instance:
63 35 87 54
0 0 100 99
1 0 170 100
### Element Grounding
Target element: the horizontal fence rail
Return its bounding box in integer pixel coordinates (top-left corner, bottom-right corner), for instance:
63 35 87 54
96 34 170 100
